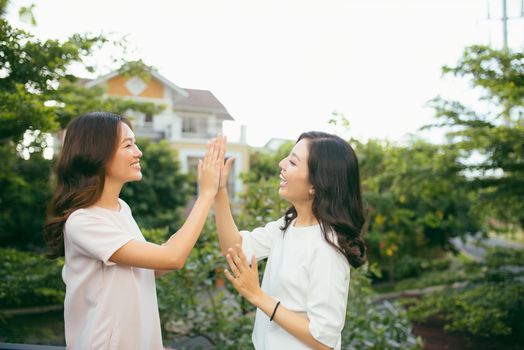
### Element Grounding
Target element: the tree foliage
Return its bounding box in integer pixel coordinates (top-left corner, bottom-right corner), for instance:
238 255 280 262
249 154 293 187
355 138 480 281
426 45 524 227
0 2 163 249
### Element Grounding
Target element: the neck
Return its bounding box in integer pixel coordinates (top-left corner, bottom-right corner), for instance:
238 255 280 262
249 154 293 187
293 200 318 227
95 177 123 211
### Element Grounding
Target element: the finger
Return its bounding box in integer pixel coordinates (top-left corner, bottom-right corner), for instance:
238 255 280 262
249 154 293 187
225 157 235 171
224 269 236 284
205 142 216 167
235 244 248 264
203 141 212 162
226 253 241 278
233 254 246 273
228 247 246 273
217 138 225 168
197 159 203 180
211 137 219 161
233 244 249 272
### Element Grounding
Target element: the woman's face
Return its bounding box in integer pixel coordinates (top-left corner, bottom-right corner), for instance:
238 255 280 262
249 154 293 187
106 122 143 184
278 138 313 204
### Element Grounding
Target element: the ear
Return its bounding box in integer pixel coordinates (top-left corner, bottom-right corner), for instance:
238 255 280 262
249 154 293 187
309 187 315 195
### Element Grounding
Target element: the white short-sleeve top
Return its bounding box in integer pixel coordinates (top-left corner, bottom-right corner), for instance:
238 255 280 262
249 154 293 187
62 198 163 350
240 217 350 350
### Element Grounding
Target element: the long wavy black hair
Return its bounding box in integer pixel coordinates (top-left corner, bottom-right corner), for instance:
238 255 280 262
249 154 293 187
44 112 131 257
281 131 366 268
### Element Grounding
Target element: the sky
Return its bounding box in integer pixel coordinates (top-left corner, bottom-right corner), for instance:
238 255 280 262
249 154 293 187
6 0 524 147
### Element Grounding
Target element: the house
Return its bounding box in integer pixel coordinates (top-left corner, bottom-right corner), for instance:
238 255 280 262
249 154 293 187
84 68 249 197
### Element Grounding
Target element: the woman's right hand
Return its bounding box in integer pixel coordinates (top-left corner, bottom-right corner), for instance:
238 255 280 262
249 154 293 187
218 135 236 192
198 136 224 197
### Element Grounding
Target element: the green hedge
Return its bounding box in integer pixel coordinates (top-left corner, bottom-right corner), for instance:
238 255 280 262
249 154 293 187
0 248 64 309
408 247 524 344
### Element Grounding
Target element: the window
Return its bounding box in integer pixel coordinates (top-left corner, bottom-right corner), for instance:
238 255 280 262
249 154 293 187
145 113 153 123
182 116 208 138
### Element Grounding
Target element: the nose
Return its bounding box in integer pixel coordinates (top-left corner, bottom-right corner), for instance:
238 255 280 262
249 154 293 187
135 145 143 158
278 157 286 171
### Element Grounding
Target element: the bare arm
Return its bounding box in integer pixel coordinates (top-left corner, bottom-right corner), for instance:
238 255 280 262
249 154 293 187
111 193 214 270
214 135 242 255
224 246 332 350
110 139 223 270
215 188 242 255
254 294 331 350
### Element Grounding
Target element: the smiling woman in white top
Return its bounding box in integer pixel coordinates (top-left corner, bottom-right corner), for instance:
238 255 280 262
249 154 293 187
44 112 223 349
214 132 366 350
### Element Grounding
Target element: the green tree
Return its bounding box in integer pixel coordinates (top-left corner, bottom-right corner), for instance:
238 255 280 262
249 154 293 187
426 45 524 227
355 138 480 281
0 2 162 249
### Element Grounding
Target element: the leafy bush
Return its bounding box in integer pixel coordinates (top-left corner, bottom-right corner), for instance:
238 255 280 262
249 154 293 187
0 248 64 309
408 247 524 344
343 265 423 350
154 221 254 349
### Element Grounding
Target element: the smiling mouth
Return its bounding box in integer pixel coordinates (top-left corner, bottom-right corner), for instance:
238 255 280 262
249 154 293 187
131 162 141 169
279 174 287 186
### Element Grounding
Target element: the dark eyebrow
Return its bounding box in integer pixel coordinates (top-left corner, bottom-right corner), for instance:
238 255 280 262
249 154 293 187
291 152 300 161
120 137 135 144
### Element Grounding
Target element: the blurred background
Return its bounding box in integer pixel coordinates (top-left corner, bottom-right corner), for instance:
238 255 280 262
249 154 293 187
1 0 523 349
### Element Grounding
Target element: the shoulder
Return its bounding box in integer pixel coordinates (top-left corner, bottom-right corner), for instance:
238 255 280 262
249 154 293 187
271 216 286 229
253 216 286 233
311 227 349 268
65 207 110 232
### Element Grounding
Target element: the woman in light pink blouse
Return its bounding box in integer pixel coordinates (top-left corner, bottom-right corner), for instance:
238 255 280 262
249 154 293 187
44 112 223 349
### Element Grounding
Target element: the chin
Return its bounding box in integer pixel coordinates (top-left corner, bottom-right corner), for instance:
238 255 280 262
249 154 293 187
130 173 142 182
278 188 291 203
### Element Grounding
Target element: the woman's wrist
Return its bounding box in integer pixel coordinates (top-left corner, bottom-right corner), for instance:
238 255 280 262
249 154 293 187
215 187 228 199
250 290 272 310
199 190 216 201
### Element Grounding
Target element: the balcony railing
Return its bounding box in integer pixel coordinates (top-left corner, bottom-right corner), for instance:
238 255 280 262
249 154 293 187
134 124 165 141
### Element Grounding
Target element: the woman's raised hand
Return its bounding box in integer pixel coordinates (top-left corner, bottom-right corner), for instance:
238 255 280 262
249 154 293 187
198 135 225 197
218 135 236 192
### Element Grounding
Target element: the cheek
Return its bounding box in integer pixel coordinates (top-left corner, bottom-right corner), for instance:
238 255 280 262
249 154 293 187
107 152 128 174
289 169 310 189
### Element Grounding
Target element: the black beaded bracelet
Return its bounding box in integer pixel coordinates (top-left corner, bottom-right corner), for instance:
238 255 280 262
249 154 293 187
270 301 281 321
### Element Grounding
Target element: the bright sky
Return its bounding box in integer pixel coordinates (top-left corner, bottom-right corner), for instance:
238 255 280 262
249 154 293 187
7 0 524 146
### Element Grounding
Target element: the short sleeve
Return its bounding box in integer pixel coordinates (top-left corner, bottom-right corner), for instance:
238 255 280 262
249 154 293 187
65 210 135 266
240 217 285 261
307 241 350 347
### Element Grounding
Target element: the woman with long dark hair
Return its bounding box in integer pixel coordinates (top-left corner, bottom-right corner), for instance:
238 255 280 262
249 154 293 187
44 112 223 349
215 132 366 350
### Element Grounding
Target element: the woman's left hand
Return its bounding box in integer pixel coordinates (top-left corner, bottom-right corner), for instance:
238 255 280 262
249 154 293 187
224 244 263 305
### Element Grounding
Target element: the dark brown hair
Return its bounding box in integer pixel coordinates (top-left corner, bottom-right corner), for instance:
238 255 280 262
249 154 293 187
44 112 131 257
281 131 366 268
